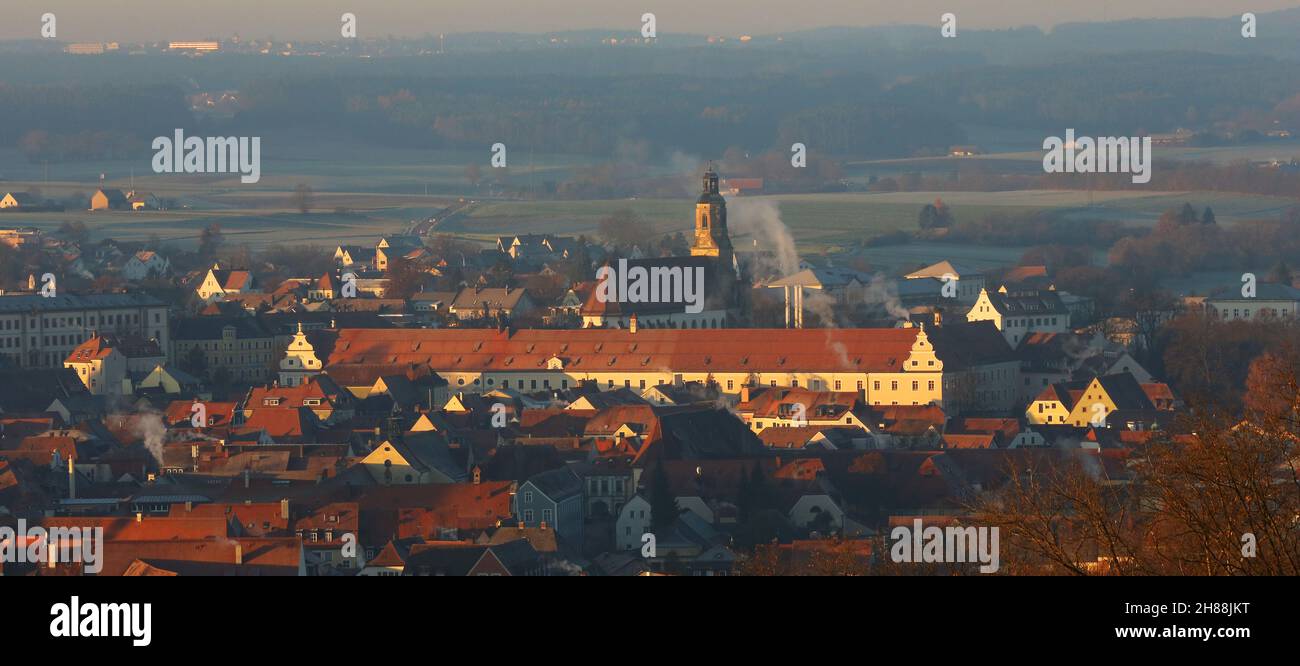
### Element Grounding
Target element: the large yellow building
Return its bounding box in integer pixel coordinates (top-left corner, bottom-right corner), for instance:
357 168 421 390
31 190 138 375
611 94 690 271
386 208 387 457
281 325 974 410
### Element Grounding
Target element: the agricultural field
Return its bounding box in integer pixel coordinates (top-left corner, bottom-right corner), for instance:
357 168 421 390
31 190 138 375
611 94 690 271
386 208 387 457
2 125 1296 257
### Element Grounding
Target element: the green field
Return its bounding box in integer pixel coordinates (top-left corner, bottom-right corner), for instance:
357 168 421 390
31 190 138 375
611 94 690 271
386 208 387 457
1 128 1296 257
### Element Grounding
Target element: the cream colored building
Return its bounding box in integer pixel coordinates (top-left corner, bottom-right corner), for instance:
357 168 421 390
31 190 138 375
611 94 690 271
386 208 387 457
288 326 968 411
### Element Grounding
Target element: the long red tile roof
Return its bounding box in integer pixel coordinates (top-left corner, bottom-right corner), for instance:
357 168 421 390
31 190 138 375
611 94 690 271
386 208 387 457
321 327 923 375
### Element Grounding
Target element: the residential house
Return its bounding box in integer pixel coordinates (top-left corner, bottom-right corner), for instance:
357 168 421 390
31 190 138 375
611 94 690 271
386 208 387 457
0 192 39 209
516 465 584 548
90 189 129 211
123 250 171 281
447 286 534 321
195 265 255 303
967 287 1070 348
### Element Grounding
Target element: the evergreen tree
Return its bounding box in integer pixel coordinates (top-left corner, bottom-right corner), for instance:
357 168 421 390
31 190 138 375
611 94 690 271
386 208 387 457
918 204 939 230
1201 206 1217 225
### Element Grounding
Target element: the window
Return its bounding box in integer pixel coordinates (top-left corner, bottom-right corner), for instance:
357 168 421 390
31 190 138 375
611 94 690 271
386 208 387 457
524 491 533 503
542 509 553 523
524 510 534 522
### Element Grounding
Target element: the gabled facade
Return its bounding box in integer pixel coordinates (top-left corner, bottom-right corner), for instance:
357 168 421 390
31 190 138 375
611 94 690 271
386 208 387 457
967 287 1070 347
123 250 171 281
516 466 584 548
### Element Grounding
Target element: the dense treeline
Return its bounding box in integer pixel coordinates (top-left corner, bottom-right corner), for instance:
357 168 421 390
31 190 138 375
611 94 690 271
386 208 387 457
896 52 1300 135
6 48 1300 164
0 83 190 148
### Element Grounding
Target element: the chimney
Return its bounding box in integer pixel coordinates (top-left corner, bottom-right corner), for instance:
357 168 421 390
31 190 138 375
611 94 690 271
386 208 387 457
517 521 525 529
539 520 548 530
184 500 193 512
234 544 243 565
740 385 751 403
243 468 250 489
135 512 143 523
472 466 481 485
628 313 638 334
280 498 290 520
67 457 75 500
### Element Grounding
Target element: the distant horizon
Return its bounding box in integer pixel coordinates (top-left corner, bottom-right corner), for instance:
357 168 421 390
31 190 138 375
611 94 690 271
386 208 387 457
0 0 1295 42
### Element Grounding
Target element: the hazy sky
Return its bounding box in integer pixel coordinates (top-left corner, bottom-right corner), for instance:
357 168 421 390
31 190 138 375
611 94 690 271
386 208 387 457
4 0 1298 41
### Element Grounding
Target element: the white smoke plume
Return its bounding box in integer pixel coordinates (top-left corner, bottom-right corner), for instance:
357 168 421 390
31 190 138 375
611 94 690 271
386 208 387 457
863 274 911 322
729 198 800 279
131 411 167 466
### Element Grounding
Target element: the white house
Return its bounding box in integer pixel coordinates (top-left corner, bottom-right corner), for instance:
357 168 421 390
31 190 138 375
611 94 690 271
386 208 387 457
123 250 170 281
1204 283 1300 321
967 287 1070 348
615 494 652 552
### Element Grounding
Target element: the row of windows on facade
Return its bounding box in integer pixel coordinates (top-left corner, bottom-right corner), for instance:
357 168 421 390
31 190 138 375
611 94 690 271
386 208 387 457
588 478 627 496
612 317 724 329
1006 317 1060 327
184 340 272 351
0 312 159 329
521 509 554 523
1214 307 1290 318
0 329 163 348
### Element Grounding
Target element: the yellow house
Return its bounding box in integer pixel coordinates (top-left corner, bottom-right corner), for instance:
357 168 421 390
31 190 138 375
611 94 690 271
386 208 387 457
64 335 128 396
0 192 38 209
90 188 128 210
195 266 254 303
1064 377 1120 428
1026 384 1075 425
375 235 424 272
1027 373 1157 428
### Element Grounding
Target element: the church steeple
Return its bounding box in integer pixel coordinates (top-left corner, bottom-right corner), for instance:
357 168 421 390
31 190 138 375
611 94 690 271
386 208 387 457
702 169 719 196
690 166 733 261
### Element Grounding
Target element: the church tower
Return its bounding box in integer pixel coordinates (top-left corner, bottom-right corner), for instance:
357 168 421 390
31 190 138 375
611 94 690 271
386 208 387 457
690 168 733 262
